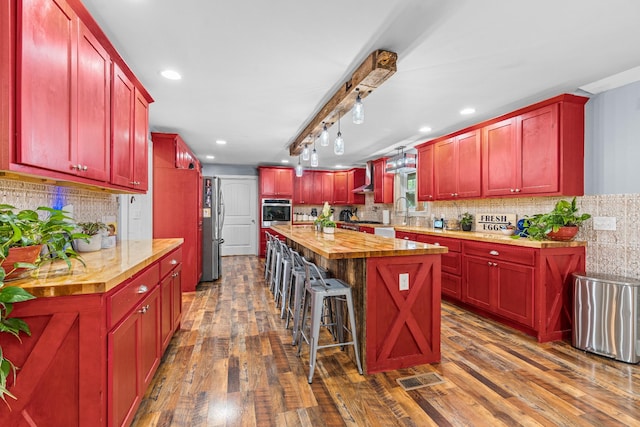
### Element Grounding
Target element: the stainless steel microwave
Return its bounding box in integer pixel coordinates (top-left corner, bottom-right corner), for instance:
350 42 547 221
261 199 291 227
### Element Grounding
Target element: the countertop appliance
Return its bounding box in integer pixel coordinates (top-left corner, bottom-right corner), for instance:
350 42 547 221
572 272 640 363
339 209 352 222
202 176 225 281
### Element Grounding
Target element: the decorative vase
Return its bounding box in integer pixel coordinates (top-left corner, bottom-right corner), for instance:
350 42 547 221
461 223 472 232
2 244 44 279
323 226 335 234
75 235 102 252
546 226 579 241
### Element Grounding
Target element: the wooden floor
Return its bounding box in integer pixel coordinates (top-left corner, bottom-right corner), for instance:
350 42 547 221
132 255 640 427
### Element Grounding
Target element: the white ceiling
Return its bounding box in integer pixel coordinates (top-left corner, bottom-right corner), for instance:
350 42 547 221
81 0 640 169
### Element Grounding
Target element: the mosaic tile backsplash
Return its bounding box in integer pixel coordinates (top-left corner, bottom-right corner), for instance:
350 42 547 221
0 179 118 224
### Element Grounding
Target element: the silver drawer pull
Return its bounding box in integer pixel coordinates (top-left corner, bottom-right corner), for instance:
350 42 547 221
137 285 148 293
489 250 499 256
487 261 492 266
138 304 150 314
433 242 440 246
170 259 178 265
493 262 498 266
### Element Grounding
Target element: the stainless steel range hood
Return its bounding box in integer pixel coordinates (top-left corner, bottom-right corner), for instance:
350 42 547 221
353 161 374 193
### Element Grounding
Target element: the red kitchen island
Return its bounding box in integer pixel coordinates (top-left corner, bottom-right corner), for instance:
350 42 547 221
271 225 448 374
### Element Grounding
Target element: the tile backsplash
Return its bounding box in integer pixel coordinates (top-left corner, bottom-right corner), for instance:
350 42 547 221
0 179 118 223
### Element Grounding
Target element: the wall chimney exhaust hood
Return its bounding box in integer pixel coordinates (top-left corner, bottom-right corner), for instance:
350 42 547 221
353 161 374 193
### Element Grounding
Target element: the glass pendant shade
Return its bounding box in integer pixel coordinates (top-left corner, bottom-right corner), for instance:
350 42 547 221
352 92 364 124
295 158 303 177
320 123 329 146
334 132 344 155
302 144 310 161
310 148 319 167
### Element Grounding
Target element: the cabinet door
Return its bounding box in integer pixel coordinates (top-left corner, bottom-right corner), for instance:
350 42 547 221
456 130 481 198
373 159 393 203
333 172 348 204
321 172 334 203
77 22 110 181
139 287 160 389
441 272 462 300
172 265 183 329
482 118 517 197
311 171 324 204
360 226 374 234
494 261 534 327
275 168 293 197
260 168 276 196
108 308 140 427
347 168 365 204
18 0 77 172
417 144 434 201
133 89 149 191
518 104 559 195
434 138 457 199
160 275 172 350
462 256 493 311
111 63 135 188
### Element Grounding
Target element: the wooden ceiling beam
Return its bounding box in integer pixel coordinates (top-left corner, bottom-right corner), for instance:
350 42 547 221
288 49 397 156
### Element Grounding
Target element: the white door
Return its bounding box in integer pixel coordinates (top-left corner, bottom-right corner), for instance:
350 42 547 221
220 176 258 256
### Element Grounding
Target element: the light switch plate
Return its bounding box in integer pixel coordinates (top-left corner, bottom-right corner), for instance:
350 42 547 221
593 216 617 231
399 273 409 291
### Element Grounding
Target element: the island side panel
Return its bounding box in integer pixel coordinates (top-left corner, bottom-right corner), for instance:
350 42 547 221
366 255 442 373
289 242 368 371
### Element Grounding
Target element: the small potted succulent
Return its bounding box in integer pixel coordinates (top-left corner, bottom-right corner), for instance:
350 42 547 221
460 212 473 232
75 221 107 252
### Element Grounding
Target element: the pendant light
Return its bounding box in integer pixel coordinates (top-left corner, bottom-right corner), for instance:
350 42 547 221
334 112 344 155
295 155 303 177
352 88 364 124
302 143 310 161
320 122 329 146
310 137 319 167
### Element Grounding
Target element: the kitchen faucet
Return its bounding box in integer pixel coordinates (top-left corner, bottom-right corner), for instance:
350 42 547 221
395 196 409 225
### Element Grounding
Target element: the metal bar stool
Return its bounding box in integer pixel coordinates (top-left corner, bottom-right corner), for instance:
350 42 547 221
284 249 328 336
296 258 363 383
269 238 284 295
274 239 292 308
264 231 275 283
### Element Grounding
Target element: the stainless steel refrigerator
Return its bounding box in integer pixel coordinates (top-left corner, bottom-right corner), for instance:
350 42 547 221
202 176 225 281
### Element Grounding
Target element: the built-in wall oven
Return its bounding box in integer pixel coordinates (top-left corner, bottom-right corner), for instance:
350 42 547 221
261 199 292 227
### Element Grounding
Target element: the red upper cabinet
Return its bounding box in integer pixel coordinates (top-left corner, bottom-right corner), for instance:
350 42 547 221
373 158 394 203
417 144 434 201
347 168 365 204
259 167 293 198
434 130 481 200
333 171 348 204
483 95 586 197
76 21 111 181
132 88 149 191
294 170 314 204
321 171 334 203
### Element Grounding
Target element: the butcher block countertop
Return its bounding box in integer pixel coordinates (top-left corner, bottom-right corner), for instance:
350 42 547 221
7 238 183 298
393 226 587 249
271 225 447 259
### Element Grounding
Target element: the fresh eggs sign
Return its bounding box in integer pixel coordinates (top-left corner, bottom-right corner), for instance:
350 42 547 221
475 213 517 233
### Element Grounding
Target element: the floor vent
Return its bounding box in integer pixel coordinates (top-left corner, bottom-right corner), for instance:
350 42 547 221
396 372 445 391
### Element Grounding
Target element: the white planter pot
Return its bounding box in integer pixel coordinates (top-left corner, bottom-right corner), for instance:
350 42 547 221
75 235 102 252
323 227 335 234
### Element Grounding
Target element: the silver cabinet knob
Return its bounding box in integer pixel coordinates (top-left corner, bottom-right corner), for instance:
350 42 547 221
489 250 499 256
137 285 148 293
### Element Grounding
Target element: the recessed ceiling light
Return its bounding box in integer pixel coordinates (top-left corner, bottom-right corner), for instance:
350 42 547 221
335 165 343 168
206 155 215 160
215 140 227 145
160 69 182 80
460 107 475 115
281 159 289 164
419 126 432 133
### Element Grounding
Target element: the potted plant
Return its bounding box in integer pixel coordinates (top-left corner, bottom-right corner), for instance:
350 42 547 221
460 212 473 231
75 222 107 252
314 202 334 232
520 197 591 241
321 219 336 234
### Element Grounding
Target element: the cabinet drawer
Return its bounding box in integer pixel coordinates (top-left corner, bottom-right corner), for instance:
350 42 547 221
415 234 461 252
160 247 183 278
463 241 535 266
109 264 160 328
442 252 461 276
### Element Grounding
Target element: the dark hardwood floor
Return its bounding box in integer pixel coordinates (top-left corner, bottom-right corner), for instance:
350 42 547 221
132 255 640 427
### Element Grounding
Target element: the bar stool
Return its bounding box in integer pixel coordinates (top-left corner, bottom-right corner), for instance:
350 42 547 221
274 239 292 307
269 238 284 295
296 258 363 383
283 249 328 335
264 231 275 283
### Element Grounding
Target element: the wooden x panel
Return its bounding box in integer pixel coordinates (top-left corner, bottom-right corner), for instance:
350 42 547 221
366 255 441 373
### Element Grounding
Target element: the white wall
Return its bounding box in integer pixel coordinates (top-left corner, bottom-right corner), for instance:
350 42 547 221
118 141 154 240
584 80 640 195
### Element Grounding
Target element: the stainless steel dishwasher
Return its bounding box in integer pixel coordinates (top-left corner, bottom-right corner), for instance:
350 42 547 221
572 272 640 363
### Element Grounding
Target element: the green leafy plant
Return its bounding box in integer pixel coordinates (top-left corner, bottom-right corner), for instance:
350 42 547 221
460 212 473 227
519 197 591 241
320 219 336 228
77 221 107 236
